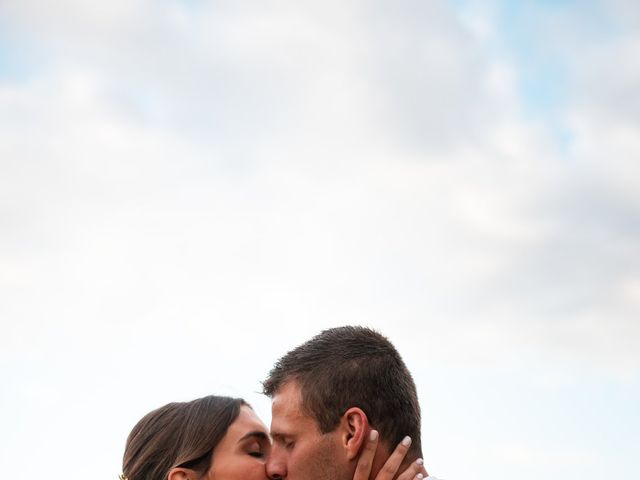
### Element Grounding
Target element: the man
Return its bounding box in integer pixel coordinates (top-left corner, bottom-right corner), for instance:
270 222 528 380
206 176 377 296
263 326 431 480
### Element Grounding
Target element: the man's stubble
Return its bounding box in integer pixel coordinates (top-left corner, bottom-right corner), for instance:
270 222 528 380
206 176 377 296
305 433 353 480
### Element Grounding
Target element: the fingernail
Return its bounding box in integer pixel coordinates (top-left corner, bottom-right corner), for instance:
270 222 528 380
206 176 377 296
402 436 412 447
415 474 424 480
369 430 379 441
416 458 424 466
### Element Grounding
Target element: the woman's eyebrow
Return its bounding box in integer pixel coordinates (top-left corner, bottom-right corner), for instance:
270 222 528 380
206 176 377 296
238 431 270 442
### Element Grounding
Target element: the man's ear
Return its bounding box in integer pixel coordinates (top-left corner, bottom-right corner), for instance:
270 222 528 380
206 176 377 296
167 467 197 480
340 407 370 461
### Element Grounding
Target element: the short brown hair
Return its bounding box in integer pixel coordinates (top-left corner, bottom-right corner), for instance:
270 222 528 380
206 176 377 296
263 326 422 457
122 396 245 480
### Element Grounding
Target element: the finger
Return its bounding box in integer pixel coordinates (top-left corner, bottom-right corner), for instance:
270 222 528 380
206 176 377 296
353 429 379 480
374 436 412 480
396 458 428 480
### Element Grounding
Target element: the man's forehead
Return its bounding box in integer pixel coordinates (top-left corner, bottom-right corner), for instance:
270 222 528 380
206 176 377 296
270 380 317 434
271 381 303 416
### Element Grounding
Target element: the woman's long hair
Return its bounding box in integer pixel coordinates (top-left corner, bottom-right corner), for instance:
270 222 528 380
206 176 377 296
122 396 246 480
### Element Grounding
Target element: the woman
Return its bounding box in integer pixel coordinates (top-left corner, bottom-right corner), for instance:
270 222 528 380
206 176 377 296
121 395 427 480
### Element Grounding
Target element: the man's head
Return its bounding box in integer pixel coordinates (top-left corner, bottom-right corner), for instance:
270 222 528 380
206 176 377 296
263 326 422 480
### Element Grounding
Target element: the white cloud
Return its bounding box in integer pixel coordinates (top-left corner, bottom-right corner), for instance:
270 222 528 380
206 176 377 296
1 0 637 377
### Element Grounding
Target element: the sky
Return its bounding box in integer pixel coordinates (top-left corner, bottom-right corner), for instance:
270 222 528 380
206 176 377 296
0 1 639 479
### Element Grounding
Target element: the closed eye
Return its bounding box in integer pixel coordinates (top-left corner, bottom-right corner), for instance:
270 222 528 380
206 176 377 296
239 431 271 459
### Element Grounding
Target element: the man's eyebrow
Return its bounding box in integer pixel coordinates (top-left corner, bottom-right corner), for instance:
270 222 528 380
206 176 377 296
270 432 288 441
238 431 270 442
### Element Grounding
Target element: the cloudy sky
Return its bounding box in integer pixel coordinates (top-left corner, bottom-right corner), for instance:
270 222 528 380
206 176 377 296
1 1 638 479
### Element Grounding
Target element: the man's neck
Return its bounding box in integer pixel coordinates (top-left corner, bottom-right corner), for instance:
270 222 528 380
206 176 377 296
369 444 419 480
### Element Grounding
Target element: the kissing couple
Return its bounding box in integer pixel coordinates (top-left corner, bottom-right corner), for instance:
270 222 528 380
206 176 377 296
121 326 438 480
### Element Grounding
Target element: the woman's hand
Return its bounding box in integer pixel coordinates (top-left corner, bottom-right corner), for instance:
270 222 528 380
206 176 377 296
354 430 428 480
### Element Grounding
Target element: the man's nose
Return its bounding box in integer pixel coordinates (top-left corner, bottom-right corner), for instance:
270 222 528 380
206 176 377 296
265 450 287 479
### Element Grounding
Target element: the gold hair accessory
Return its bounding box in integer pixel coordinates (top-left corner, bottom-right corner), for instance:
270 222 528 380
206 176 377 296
118 474 128 480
